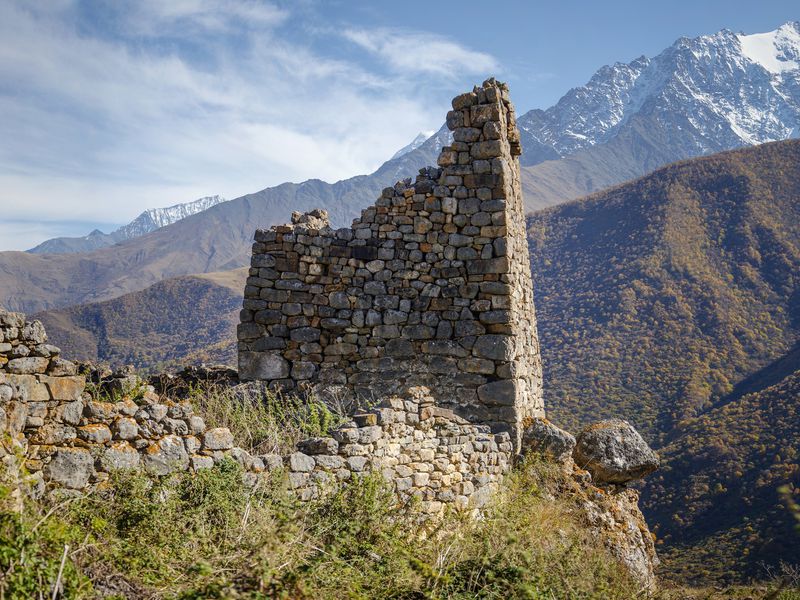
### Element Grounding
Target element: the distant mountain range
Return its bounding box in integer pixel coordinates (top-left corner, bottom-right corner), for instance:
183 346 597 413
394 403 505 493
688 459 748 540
3 22 799 316
27 195 227 254
20 22 800 265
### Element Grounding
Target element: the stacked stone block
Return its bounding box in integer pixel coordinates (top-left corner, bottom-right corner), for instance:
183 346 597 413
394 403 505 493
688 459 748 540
284 386 513 511
238 79 543 448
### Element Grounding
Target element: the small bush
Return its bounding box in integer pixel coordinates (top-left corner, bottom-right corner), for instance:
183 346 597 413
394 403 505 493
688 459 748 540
187 384 342 455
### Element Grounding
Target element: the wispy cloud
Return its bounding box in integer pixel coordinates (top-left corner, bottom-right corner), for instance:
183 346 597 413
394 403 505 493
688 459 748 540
342 27 499 77
0 1 500 250
124 0 289 35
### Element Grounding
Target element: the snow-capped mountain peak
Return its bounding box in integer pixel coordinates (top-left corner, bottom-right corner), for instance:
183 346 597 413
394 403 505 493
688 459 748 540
119 195 227 238
27 195 227 254
391 131 436 160
737 21 800 74
516 21 800 165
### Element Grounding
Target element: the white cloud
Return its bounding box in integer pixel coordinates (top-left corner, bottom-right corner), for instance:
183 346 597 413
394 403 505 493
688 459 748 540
342 27 499 77
123 0 289 35
0 1 499 250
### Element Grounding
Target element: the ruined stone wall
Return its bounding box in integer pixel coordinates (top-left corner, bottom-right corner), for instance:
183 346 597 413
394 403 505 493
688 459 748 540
285 386 513 512
0 309 265 493
1 308 508 514
238 79 543 448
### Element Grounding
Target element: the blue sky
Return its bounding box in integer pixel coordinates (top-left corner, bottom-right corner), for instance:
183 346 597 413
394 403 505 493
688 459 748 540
0 0 797 250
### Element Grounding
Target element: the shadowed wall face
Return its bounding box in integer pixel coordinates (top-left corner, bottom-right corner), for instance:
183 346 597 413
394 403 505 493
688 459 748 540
238 79 543 447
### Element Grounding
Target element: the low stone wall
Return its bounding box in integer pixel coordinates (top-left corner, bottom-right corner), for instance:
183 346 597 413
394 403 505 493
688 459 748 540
1 308 510 513
285 386 513 512
0 309 267 493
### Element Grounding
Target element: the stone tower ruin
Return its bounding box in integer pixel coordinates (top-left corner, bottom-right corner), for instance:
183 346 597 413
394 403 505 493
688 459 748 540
238 79 543 448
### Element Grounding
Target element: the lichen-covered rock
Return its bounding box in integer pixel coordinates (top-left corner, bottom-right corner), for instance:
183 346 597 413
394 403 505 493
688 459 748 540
142 435 189 475
7 357 49 375
203 427 234 450
101 442 140 470
573 419 659 485
45 447 95 489
521 417 575 463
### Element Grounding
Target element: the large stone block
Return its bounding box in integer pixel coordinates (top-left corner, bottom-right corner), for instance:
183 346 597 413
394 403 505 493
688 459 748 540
45 447 95 489
7 374 50 401
7 357 49 375
40 375 85 401
142 435 189 476
239 352 289 381
472 335 516 361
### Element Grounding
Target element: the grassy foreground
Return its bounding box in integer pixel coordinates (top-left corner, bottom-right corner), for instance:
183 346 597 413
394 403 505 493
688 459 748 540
0 379 639 599
2 382 798 598
1 456 645 599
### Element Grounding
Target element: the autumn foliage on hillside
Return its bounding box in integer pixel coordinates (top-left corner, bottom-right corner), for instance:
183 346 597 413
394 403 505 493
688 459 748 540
527 139 800 582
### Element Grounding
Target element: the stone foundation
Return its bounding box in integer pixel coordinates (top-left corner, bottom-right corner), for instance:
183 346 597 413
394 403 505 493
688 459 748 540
285 386 513 511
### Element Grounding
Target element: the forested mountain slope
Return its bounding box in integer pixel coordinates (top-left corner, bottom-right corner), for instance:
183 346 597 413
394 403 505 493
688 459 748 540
528 140 800 444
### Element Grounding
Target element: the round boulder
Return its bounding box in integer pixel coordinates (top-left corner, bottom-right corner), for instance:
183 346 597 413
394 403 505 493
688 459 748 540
573 419 659 485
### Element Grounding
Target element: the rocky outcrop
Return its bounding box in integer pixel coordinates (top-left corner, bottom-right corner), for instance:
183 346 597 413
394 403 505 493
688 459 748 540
521 416 660 590
578 483 659 592
573 419 660 485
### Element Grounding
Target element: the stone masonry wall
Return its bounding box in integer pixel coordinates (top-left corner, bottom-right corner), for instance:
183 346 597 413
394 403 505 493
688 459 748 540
285 386 513 512
0 308 268 494
1 307 510 514
238 79 543 448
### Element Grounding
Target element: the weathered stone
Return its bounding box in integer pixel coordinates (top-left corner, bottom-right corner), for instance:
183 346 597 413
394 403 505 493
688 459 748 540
78 423 113 444
47 358 78 377
288 452 315 472
238 352 289 380
7 357 49 375
143 435 190 476
41 375 84 401
298 437 339 455
522 418 576 463
573 419 659 485
21 320 47 344
7 374 50 401
472 335 515 361
203 428 235 450
189 415 206 434
101 442 140 470
45 448 95 489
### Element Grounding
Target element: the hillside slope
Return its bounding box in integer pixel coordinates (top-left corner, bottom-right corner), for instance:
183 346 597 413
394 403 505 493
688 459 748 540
527 139 800 582
642 353 800 583
528 139 800 443
35 268 248 370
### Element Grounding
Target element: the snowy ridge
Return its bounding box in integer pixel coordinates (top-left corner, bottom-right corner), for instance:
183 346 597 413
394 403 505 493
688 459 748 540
117 195 227 239
28 195 227 254
390 131 436 160
517 21 800 162
738 22 800 74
